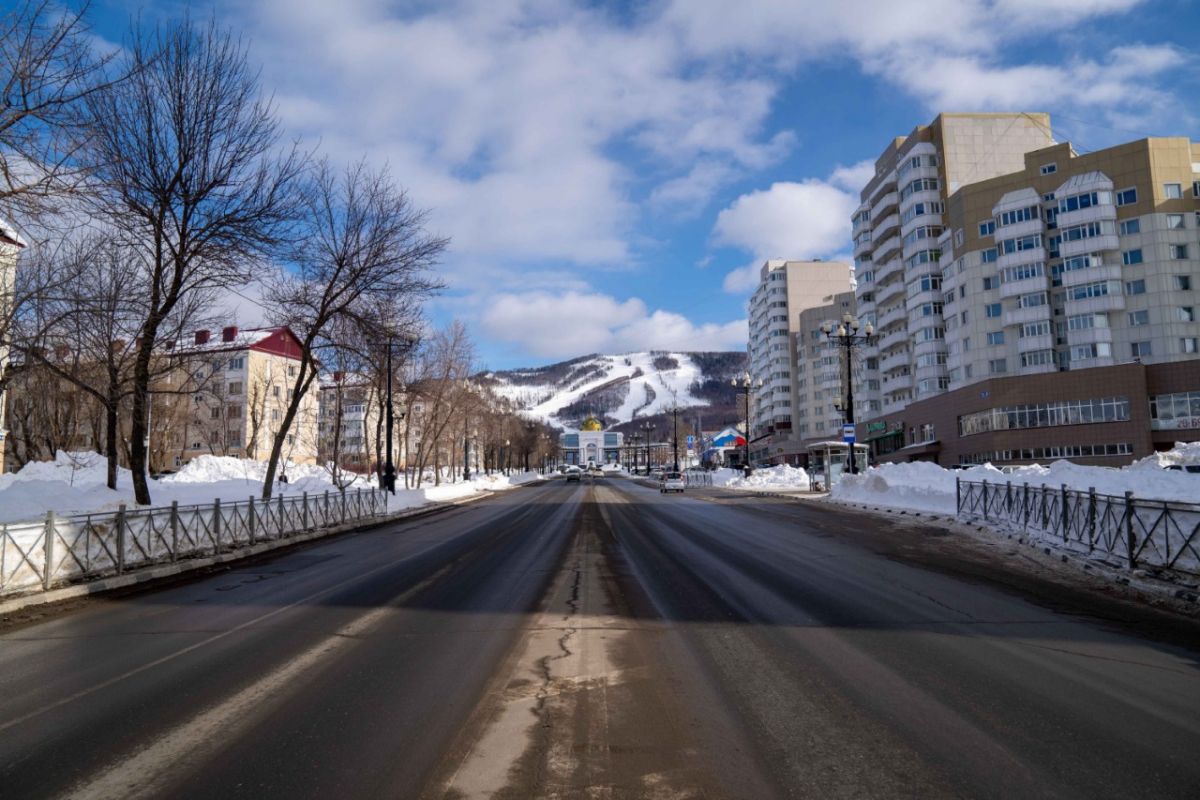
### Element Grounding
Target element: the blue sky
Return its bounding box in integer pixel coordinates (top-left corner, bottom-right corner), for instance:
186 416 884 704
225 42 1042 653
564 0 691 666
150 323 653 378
87 0 1200 369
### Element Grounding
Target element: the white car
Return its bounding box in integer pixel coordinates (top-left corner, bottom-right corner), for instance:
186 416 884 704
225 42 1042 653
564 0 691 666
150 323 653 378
659 471 686 493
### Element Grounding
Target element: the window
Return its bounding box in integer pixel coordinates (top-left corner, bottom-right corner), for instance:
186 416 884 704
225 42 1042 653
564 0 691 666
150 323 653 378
1021 350 1055 367
1195 181 1200 197
1057 191 1110 214
1071 281 1115 301
1019 292 1048 309
1122 248 1143 265
1128 310 1150 326
979 220 995 236
1163 183 1182 199
227 357 245 370
288 365 298 377
272 385 281 398
1178 275 1193 291
1131 341 1152 358
227 405 241 419
987 331 1005 345
1071 342 1113 361
1021 320 1052 337
954 229 964 247
1179 307 1195 322
998 233 1042 255
989 358 1007 374
271 409 281 421
1001 262 1046 282
1063 255 1102 273
1170 244 1189 260
1182 338 1199 354
981 247 998 263
959 397 1131 436
1040 163 1057 175
1115 188 1137 206
227 381 243 395
1061 220 1114 242
1068 313 1108 331
985 302 1002 318
900 177 940 201
286 434 295 446
1125 279 1146 295
998 205 1040 226
1118 219 1140 235
982 276 997 290
210 406 221 419
1167 213 1185 229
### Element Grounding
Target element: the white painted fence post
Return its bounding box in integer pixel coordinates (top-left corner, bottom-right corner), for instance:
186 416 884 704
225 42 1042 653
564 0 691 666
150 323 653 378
42 510 56 590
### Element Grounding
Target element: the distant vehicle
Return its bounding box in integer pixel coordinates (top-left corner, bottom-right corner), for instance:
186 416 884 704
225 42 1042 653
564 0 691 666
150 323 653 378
1165 464 1200 473
649 467 664 480
565 466 582 482
659 471 686 493
588 465 603 477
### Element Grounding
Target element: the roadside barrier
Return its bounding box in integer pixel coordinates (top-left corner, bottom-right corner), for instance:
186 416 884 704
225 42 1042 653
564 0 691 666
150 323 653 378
0 488 388 597
956 478 1200 576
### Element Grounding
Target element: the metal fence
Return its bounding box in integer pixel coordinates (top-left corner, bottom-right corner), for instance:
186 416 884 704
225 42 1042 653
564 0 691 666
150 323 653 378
686 471 714 487
956 478 1200 575
0 488 389 598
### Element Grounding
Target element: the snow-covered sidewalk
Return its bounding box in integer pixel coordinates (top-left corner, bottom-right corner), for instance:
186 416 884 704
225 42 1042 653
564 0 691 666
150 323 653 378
829 442 1200 516
0 452 542 525
710 464 812 492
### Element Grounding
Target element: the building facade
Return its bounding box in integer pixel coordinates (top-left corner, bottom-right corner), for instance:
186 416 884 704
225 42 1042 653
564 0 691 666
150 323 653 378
0 219 26 473
794 290 857 454
559 416 623 466
317 373 408 475
851 119 1200 465
746 259 854 465
166 326 320 468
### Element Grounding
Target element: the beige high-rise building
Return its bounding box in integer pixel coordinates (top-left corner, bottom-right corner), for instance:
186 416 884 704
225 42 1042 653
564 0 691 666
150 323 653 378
745 259 852 466
852 113 1054 422
794 290 857 446
0 219 27 473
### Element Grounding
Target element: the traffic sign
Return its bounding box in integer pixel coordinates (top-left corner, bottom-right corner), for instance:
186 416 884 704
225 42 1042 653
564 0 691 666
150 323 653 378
842 424 856 443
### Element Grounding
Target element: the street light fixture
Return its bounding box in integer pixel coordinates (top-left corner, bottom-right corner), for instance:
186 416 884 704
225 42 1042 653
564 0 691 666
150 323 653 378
820 313 874 475
640 420 654 474
382 335 418 494
731 372 763 476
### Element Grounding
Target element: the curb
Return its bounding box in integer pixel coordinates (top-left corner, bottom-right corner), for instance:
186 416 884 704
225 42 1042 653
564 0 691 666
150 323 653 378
0 489 498 618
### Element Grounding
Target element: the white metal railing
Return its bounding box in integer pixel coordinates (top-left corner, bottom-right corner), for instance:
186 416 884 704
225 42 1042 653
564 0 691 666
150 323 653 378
0 488 389 597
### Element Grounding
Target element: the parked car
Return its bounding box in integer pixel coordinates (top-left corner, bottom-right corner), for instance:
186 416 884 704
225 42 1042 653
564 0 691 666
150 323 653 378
1165 464 1200 473
659 471 686 493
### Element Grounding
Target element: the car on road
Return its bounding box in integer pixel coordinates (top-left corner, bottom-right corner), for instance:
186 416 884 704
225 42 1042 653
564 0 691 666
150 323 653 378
565 466 582 482
659 471 686 493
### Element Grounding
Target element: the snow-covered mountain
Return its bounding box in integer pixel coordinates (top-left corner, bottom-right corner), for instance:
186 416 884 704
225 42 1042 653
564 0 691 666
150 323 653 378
479 351 747 430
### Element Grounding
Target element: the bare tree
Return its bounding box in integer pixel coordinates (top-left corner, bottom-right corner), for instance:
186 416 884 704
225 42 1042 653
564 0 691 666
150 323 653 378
260 158 444 499
78 19 306 504
0 1 117 221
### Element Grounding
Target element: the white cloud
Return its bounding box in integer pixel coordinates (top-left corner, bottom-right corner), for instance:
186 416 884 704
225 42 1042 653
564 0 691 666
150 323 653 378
479 290 747 358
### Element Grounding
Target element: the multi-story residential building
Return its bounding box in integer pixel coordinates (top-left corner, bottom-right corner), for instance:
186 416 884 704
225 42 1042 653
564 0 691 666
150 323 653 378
318 373 409 475
165 326 319 469
0 219 26 473
853 113 1054 423
853 125 1200 466
794 291 857 450
746 259 853 465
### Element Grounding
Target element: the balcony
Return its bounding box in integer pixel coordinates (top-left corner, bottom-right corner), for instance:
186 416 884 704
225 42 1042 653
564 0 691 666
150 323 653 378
1065 293 1125 315
1061 262 1122 287
993 218 1043 241
996 246 1046 271
899 188 940 215
870 191 898 221
872 211 900 240
1060 234 1119 259
999 274 1049 299
1057 202 1116 230
1004 304 1051 327
914 363 947 383
877 327 909 352
866 171 897 205
1016 333 1055 353
853 235 873 258
913 337 947 359
873 231 901 263
874 258 904 288
1066 325 1114 347
877 303 907 329
905 288 940 311
1018 361 1057 376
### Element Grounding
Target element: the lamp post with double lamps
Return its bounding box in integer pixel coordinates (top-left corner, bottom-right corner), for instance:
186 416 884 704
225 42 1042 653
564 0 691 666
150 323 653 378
731 373 762 476
640 420 654 473
629 432 642 473
820 312 874 475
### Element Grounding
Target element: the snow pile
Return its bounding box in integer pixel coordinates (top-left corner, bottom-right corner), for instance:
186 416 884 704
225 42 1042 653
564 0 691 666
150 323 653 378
832 442 1200 516
713 464 811 492
0 452 540 524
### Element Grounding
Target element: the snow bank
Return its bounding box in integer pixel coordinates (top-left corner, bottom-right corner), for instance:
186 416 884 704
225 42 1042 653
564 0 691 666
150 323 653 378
832 442 1200 516
0 452 541 524
713 464 811 492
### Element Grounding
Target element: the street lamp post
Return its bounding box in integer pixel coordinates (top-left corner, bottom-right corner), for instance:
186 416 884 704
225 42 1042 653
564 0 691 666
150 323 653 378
820 312 875 475
731 373 763 477
504 438 511 476
463 422 471 482
382 335 417 494
640 420 653 473
672 406 680 471
630 432 642 473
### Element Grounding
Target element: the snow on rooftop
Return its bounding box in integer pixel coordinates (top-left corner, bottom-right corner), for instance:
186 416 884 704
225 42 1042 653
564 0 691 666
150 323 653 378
0 216 28 248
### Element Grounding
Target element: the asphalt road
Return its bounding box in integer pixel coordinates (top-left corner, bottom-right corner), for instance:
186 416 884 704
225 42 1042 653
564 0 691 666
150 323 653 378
0 476 1198 799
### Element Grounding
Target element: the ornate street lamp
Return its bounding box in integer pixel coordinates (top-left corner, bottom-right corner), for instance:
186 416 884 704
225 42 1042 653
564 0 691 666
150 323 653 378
820 313 875 475
731 372 763 476
640 420 654 473
382 335 418 493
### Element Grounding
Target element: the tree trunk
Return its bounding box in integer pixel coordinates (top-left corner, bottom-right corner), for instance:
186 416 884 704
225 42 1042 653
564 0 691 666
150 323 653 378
105 398 119 491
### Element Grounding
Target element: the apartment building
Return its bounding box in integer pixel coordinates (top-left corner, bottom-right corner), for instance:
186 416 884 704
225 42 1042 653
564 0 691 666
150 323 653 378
165 326 319 468
0 219 26 473
318 373 410 475
794 291 857 449
746 259 852 465
853 113 1055 422
854 127 1200 466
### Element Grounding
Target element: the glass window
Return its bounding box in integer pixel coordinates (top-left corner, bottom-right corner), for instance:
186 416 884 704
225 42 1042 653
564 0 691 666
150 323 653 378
985 303 1002 318
1167 213 1185 229
1122 248 1143 265
1131 341 1152 357
1182 338 1199 354
1179 307 1195 322
1125 280 1146 295
1164 183 1183 199
1128 310 1149 326
1178 275 1193 291
979 220 995 236
1170 244 1189 260
1115 188 1137 206
1118 219 1140 235
987 331 1005 345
